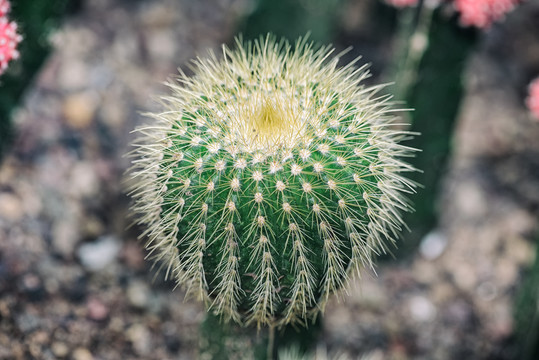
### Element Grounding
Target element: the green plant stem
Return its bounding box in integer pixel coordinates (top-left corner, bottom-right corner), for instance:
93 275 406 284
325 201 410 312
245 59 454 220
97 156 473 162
400 11 476 254
199 312 322 359
515 232 539 360
267 324 275 360
393 2 434 103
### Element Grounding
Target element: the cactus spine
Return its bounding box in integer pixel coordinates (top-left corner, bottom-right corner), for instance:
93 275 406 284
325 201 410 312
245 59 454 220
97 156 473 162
129 35 417 328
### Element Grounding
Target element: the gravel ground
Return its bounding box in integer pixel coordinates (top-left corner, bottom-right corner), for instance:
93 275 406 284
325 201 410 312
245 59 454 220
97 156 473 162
1 0 539 359
0 0 241 359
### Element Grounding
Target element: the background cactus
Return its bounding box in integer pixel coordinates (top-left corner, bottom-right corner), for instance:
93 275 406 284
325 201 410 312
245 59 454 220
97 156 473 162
129 35 416 328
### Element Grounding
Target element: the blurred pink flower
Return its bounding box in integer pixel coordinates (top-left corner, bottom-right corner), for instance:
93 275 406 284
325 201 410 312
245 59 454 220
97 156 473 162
0 0 9 18
455 0 521 28
386 0 419 7
527 78 539 120
0 0 21 75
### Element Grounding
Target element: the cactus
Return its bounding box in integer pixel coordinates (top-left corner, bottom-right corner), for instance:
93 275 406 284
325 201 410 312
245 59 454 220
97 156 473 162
129 35 417 328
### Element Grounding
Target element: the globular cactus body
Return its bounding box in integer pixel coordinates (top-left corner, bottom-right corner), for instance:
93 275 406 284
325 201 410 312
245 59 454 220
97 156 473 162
130 35 416 328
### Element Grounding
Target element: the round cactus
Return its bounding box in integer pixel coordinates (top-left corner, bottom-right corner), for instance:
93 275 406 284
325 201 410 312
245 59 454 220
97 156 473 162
129 35 416 328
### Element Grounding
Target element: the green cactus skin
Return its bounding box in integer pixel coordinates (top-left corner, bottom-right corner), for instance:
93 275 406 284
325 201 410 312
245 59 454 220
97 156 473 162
129 35 417 328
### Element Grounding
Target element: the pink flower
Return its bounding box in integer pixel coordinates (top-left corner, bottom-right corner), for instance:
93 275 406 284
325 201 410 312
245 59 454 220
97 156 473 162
527 78 539 120
0 0 20 75
0 0 9 18
386 0 419 8
454 0 521 28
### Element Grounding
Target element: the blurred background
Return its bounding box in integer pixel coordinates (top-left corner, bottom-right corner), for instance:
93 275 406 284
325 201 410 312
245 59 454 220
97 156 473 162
0 0 538 359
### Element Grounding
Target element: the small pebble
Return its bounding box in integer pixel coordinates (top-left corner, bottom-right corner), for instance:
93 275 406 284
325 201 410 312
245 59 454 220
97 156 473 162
15 313 40 333
419 230 447 260
0 192 24 222
72 347 94 360
68 162 99 198
127 280 150 309
127 324 152 356
62 92 98 129
52 220 79 257
121 242 146 270
57 60 90 90
51 342 69 358
20 273 45 301
476 281 497 301
408 295 436 322
87 297 109 321
77 236 121 272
